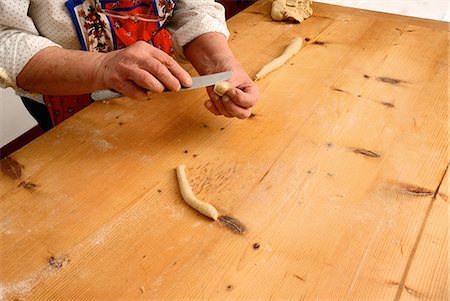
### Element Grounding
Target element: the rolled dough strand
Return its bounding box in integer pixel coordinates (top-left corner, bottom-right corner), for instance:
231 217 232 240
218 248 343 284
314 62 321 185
254 37 303 81
175 165 219 221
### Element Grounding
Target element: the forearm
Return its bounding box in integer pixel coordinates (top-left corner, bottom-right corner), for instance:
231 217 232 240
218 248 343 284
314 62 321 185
16 46 105 95
17 42 191 100
183 32 239 75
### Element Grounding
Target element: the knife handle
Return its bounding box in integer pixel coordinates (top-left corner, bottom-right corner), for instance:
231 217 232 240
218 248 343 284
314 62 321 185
91 90 123 101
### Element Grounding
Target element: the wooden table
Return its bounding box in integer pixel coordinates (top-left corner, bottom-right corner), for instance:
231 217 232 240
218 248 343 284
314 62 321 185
1 1 448 300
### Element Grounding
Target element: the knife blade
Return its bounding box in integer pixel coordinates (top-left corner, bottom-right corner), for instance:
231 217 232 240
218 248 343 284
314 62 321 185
91 71 233 101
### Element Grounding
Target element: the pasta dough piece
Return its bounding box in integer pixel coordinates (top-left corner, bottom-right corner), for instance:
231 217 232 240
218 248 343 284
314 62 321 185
213 81 231 96
271 0 313 23
254 37 303 81
175 165 219 221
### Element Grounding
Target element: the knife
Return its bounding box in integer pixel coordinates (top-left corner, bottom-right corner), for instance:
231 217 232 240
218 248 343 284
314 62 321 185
91 71 233 101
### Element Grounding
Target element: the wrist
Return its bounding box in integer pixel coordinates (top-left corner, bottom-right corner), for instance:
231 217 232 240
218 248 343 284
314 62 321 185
184 32 237 74
204 55 240 74
90 52 109 91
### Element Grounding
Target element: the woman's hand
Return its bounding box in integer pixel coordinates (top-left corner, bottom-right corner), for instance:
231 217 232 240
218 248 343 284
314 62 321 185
95 41 192 100
184 32 260 119
204 57 259 119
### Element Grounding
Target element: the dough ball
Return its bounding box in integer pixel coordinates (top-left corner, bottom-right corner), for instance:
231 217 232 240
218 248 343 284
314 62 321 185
213 81 231 97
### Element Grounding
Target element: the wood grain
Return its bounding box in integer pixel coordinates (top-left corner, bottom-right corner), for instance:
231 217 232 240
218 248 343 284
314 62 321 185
398 170 448 301
0 1 448 300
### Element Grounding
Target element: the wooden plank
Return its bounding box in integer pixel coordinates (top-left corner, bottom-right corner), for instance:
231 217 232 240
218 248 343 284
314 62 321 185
0 1 448 300
398 170 449 300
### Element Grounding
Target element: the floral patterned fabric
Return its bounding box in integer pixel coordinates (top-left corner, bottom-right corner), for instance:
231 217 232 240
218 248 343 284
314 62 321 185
66 0 175 53
44 94 93 126
76 3 113 52
104 0 174 52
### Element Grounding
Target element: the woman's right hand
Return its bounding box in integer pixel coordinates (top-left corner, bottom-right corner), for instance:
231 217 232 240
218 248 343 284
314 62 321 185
94 41 192 100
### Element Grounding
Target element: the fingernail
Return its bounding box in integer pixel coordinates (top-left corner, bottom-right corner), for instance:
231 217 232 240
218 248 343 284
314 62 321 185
222 95 230 102
184 76 192 87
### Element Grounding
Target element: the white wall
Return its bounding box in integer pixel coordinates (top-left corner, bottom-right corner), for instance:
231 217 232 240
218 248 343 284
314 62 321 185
0 88 37 147
1 0 449 148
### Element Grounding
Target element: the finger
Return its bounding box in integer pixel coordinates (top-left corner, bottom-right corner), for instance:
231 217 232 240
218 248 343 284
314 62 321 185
207 88 233 117
226 84 260 108
127 68 165 93
204 100 221 115
115 80 148 100
140 58 181 91
151 49 192 88
222 99 253 119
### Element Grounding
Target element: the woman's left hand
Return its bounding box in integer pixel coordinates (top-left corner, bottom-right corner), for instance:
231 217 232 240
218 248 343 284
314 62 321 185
184 32 260 119
204 58 260 119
